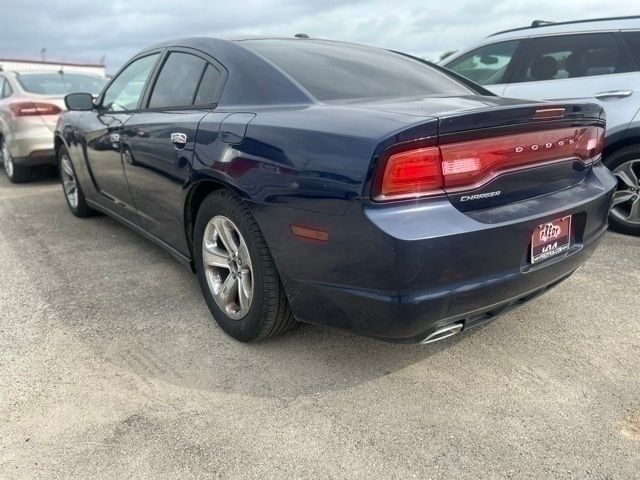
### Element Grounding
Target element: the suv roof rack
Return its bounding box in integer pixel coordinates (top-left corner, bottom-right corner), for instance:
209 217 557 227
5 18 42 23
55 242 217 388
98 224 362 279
489 15 640 37
530 20 554 28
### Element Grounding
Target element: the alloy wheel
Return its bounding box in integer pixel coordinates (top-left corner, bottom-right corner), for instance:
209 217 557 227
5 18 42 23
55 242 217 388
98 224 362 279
60 155 79 209
611 159 640 226
202 215 254 320
1 139 14 179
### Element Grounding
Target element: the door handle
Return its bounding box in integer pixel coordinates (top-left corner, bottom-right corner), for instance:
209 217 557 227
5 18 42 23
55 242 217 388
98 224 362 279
594 90 633 100
170 132 187 145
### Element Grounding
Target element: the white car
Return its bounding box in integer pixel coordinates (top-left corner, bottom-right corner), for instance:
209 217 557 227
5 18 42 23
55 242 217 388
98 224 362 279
0 70 106 183
442 16 640 235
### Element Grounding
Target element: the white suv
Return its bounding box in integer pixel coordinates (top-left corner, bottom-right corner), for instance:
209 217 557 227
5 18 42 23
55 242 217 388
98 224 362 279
442 16 640 235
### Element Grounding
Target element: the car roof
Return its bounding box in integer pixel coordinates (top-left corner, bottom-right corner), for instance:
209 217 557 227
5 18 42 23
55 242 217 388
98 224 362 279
488 15 640 41
135 36 447 108
142 36 372 54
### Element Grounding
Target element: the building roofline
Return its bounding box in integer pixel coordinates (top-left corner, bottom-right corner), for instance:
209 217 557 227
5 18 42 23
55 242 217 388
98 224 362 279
489 15 640 37
0 57 105 68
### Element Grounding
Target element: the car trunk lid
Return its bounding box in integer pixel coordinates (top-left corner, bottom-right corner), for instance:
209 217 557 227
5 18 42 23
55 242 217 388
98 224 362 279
9 95 66 133
367 97 605 211
35 96 66 133
437 101 604 211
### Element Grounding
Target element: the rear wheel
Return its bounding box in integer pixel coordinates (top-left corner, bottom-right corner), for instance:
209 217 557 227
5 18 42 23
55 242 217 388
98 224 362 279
605 147 640 236
58 146 95 217
194 190 296 342
1 137 31 183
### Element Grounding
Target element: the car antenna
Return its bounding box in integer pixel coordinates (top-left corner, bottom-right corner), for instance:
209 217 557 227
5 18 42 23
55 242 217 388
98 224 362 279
294 33 309 38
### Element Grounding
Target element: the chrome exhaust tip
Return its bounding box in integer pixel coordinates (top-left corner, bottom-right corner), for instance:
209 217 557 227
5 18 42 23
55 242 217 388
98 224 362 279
421 323 464 344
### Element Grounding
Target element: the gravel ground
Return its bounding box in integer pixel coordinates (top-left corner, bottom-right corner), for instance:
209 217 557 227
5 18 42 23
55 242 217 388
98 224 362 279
0 169 639 480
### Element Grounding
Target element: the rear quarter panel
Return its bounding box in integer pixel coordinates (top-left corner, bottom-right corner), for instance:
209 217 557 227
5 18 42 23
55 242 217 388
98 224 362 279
192 105 439 215
0 101 11 141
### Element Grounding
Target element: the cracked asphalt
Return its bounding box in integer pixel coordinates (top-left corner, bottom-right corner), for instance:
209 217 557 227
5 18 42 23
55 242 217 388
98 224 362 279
0 169 639 479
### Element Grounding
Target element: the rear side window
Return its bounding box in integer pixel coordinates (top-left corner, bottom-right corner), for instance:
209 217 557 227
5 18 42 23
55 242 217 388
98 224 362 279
445 40 520 85
242 40 472 101
149 52 206 108
622 31 640 69
515 33 632 83
194 64 223 105
4 80 13 98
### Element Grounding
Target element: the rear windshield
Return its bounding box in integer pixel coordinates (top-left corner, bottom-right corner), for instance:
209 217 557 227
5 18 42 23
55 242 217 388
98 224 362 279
241 39 473 101
16 73 107 96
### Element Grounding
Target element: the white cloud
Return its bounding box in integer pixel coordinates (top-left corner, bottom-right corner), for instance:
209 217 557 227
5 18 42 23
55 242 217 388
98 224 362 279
0 0 637 72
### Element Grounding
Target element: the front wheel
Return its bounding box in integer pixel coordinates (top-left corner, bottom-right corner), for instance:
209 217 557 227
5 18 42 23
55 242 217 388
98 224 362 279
605 147 640 236
1 137 31 183
194 190 296 342
58 146 96 218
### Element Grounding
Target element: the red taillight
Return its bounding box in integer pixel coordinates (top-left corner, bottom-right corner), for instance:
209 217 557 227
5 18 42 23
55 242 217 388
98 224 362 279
9 102 62 117
374 126 604 200
440 127 603 188
379 147 443 197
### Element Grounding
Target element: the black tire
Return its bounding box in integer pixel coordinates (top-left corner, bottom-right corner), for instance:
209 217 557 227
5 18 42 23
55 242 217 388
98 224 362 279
1 136 31 183
604 146 640 236
58 146 96 218
194 190 296 342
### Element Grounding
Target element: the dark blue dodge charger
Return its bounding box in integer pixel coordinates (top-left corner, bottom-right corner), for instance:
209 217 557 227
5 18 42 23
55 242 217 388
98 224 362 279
55 37 616 344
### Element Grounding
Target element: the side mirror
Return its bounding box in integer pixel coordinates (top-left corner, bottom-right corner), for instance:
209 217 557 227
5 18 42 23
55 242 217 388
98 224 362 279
64 92 94 111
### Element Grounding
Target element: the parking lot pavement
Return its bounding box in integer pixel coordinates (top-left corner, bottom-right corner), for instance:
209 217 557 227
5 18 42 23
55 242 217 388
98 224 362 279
0 170 638 480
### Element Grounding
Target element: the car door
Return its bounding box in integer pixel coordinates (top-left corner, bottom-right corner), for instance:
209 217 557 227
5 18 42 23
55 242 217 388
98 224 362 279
122 50 226 254
81 53 160 222
619 31 640 134
444 39 524 96
503 33 638 137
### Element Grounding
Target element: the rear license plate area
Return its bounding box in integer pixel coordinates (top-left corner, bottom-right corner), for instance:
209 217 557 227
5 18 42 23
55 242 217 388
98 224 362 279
531 215 572 264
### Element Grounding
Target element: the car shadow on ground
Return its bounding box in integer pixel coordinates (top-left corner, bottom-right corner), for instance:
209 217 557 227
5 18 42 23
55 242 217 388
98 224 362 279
0 170 558 400
84 210 492 398
101 310 492 399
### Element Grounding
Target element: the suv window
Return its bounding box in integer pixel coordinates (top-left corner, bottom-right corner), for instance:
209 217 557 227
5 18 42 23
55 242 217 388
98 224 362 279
102 54 159 112
445 40 520 85
516 33 632 83
148 52 206 108
622 31 640 68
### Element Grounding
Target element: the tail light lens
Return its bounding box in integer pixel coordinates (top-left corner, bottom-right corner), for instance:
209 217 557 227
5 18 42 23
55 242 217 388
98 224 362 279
379 147 442 197
375 126 604 200
9 102 62 117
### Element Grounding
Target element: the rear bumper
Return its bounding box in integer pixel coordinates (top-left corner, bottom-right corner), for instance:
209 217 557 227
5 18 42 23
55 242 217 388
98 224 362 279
251 163 616 343
7 120 56 166
13 149 56 166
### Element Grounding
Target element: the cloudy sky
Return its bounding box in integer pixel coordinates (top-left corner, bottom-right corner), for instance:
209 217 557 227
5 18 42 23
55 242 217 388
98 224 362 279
0 0 637 73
